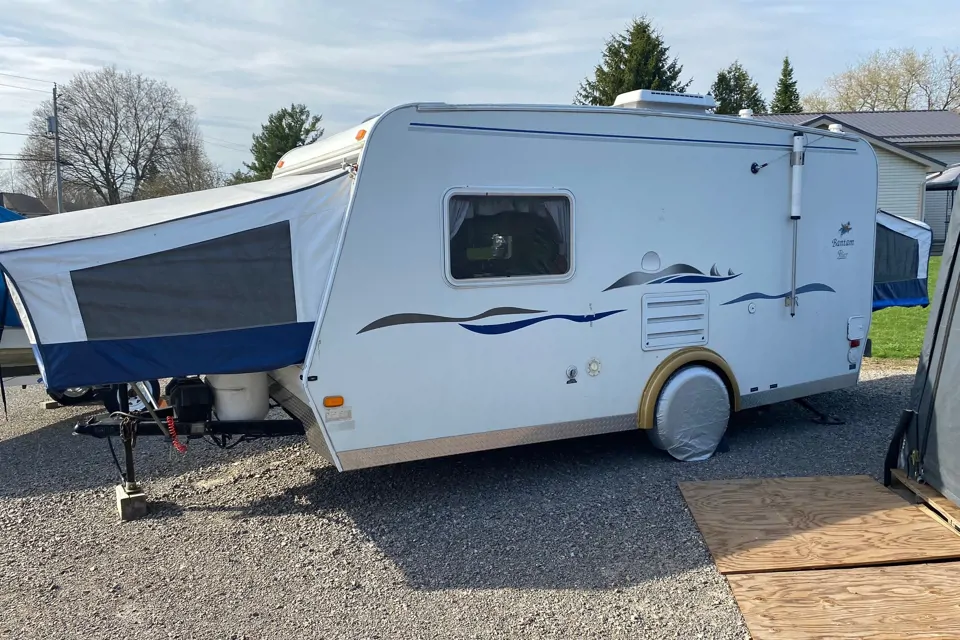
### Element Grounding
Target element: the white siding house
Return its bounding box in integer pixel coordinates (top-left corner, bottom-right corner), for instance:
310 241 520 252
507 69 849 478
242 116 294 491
755 109 960 249
876 147 929 220
915 147 960 166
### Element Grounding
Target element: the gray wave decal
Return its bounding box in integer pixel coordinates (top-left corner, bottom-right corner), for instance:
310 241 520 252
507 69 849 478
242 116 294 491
721 283 836 306
358 307 545 334
604 263 704 291
604 263 739 291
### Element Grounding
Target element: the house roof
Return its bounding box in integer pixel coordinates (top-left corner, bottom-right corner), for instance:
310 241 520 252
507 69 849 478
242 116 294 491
754 111 954 169
756 110 960 144
0 192 51 217
39 197 83 213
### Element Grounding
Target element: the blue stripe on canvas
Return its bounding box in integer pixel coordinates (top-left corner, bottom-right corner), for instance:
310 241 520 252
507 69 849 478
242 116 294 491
36 322 316 389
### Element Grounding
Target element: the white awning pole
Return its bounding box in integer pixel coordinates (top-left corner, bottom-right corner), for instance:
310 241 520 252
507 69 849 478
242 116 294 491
789 132 805 317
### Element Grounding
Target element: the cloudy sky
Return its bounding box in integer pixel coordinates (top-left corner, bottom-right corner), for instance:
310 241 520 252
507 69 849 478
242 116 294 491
0 0 955 176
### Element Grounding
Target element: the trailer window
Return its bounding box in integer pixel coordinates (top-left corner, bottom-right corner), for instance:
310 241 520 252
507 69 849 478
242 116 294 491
447 194 571 281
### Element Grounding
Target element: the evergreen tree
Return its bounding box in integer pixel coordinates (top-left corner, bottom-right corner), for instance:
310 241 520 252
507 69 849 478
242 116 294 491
710 61 766 115
236 103 324 182
574 16 692 106
771 55 803 113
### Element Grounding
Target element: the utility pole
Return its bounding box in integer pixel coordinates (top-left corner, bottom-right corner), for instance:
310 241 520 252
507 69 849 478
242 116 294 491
51 83 63 214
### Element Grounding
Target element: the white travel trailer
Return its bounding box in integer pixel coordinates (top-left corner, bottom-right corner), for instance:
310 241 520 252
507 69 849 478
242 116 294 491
0 91 879 508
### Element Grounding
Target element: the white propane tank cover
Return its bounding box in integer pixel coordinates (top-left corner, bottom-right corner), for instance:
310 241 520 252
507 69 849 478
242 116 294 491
205 372 270 421
829 123 844 133
739 108 754 118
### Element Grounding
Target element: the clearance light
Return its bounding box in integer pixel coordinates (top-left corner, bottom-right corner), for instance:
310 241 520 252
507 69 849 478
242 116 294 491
276 159 285 168
850 339 861 348
323 396 344 408
355 129 367 141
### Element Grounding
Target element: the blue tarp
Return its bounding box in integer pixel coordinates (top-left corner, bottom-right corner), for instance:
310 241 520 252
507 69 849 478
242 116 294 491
0 206 25 328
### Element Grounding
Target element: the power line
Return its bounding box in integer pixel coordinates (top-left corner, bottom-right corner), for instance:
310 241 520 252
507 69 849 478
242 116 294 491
0 81 49 94
205 140 247 152
205 134 248 147
0 71 54 85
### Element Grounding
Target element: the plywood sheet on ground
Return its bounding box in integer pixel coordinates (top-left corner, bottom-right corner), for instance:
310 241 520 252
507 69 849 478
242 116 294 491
728 562 960 640
678 475 960 574
893 469 960 533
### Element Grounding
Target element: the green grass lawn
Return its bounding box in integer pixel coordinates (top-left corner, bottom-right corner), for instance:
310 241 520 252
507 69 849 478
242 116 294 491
868 255 942 359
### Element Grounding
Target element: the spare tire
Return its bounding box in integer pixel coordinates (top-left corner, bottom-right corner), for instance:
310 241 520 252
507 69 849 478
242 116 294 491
99 380 162 414
47 387 98 406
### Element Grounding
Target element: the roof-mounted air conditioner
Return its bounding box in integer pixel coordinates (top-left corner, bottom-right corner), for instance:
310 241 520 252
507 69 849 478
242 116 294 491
612 89 716 114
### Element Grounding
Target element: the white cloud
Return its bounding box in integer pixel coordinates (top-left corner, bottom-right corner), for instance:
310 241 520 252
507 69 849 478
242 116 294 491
0 0 955 173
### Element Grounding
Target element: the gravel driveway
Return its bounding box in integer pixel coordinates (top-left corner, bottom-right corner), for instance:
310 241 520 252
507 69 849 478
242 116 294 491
0 362 916 640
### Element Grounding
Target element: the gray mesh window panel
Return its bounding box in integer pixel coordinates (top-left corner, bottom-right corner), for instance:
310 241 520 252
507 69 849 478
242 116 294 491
71 221 297 340
874 224 919 285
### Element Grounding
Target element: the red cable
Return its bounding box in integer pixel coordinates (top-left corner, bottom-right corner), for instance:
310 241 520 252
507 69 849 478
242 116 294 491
166 416 187 453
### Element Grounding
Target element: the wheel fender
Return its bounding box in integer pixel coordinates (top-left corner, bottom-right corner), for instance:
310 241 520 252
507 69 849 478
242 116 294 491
637 347 740 429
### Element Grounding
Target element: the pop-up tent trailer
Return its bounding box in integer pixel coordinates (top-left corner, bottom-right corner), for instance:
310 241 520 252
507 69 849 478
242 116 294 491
888 190 960 506
873 209 933 311
0 92 882 516
0 171 351 390
0 205 39 379
924 163 959 249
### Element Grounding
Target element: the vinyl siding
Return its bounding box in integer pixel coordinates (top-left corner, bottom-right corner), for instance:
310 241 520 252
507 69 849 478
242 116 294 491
910 145 960 167
876 147 926 220
924 189 955 248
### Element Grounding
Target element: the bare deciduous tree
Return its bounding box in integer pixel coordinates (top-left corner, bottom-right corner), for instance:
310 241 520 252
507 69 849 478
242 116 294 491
138 111 225 200
19 65 220 206
804 47 960 112
14 134 57 200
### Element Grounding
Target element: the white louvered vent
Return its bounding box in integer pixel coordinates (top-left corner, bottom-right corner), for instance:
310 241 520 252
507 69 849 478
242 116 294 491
641 292 709 351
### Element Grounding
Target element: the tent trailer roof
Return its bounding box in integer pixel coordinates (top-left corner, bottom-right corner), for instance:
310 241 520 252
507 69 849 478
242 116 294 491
270 99 864 180
0 171 338 254
927 163 960 191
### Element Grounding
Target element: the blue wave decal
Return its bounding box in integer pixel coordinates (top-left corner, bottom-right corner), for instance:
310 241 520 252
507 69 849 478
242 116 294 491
721 283 836 306
461 310 626 335
654 274 741 285
605 263 739 291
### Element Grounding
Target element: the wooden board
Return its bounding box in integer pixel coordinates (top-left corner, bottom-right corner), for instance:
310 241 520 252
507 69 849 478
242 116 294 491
678 475 960 574
728 562 960 640
892 469 960 534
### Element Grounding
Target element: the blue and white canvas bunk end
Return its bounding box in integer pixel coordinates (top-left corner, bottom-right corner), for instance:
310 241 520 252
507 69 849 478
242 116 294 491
0 206 25 329
873 209 933 311
0 169 353 389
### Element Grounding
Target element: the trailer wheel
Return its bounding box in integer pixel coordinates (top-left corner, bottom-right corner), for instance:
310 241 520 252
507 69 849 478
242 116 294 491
46 387 97 406
99 380 162 414
647 364 731 462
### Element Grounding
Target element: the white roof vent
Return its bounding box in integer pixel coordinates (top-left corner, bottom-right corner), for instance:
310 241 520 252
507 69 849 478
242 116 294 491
828 123 844 133
612 89 717 114
739 108 754 118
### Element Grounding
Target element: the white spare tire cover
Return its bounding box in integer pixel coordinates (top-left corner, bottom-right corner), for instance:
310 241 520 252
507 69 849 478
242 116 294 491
648 365 730 462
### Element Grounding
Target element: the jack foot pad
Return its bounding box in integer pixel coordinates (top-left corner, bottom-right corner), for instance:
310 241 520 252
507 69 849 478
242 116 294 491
115 484 148 521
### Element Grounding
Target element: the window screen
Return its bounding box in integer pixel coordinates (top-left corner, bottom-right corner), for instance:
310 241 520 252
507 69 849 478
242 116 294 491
447 194 571 281
71 221 297 340
874 223 920 284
